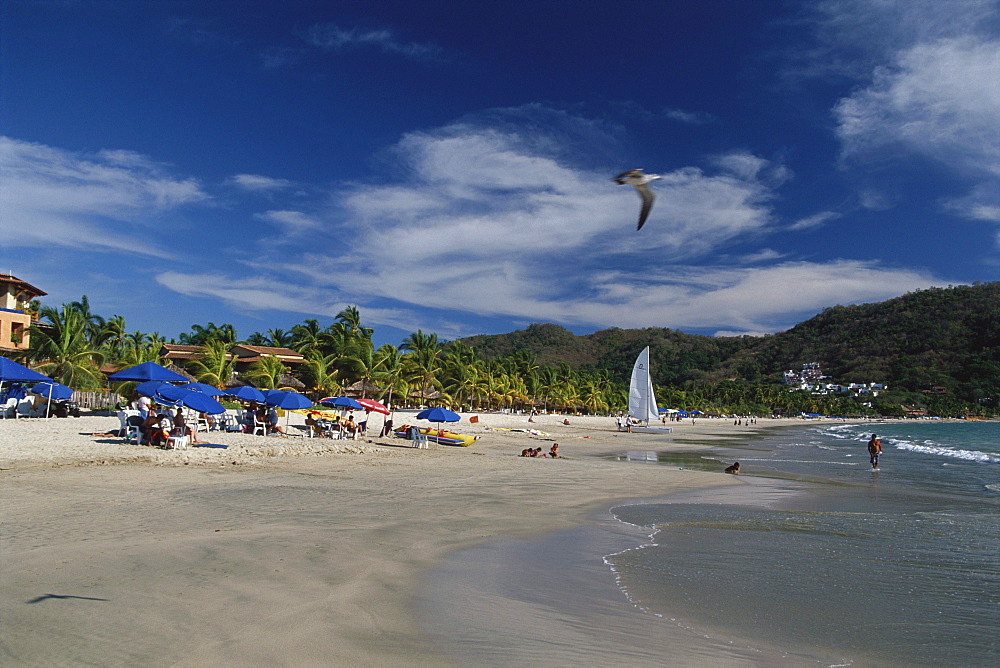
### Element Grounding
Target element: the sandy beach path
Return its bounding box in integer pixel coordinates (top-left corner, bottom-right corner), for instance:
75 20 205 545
1 413 793 665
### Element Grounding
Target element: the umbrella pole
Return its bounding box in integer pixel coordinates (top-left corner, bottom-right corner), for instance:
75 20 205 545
45 385 52 420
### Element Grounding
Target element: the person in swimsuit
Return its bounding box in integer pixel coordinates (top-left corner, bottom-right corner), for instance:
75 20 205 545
868 434 882 469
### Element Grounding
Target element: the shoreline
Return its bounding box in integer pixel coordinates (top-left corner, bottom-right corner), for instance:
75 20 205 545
1 413 889 665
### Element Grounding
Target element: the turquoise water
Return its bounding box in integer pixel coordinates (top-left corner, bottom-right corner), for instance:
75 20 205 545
607 421 1000 666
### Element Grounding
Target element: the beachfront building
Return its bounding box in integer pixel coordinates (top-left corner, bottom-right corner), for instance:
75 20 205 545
0 273 46 355
227 345 304 371
783 362 885 397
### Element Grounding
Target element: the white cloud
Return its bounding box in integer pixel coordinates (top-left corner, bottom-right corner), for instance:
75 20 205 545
255 210 320 231
792 0 999 79
307 23 441 59
790 211 841 230
0 136 206 257
835 37 1000 174
181 111 941 337
155 271 421 333
820 2 1000 226
663 108 712 124
228 173 293 191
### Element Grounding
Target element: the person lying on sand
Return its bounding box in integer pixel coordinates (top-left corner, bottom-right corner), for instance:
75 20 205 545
562 418 570 425
724 462 740 474
520 448 531 457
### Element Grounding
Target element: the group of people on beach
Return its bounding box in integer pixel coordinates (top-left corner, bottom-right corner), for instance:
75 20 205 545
305 411 367 439
137 407 199 448
520 443 560 458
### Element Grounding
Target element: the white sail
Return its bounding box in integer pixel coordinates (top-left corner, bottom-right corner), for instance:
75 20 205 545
628 346 659 423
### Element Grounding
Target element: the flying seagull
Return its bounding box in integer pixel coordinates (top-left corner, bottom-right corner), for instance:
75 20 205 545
613 169 662 231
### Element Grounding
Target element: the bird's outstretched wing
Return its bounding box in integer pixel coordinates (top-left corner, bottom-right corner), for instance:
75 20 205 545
613 168 642 184
635 183 655 231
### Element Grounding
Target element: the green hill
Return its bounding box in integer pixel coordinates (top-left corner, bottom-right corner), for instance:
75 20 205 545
459 282 1000 409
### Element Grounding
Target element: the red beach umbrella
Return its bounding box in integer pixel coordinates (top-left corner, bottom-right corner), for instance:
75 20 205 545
356 398 390 415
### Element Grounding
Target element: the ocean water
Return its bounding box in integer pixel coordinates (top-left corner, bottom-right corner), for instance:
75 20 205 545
607 421 1000 666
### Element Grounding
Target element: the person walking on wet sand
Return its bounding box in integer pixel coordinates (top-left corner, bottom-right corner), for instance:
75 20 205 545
868 433 882 469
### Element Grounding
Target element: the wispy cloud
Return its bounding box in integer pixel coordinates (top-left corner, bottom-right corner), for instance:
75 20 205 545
306 23 441 60
255 209 319 231
228 173 293 191
790 211 841 231
811 1 1000 229
0 137 206 258
155 271 421 333
179 106 942 336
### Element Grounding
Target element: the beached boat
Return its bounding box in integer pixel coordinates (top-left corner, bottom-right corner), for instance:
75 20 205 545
395 426 477 447
629 346 659 424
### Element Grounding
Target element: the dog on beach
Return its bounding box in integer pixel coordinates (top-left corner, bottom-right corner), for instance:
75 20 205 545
724 462 740 474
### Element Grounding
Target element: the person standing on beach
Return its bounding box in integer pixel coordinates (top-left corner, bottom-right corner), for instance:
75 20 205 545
868 434 882 469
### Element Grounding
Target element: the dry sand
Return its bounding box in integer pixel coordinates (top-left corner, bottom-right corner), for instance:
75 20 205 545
1 411 834 665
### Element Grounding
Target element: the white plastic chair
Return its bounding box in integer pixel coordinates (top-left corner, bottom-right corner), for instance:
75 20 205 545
252 413 266 436
165 433 190 450
125 415 144 444
409 426 430 449
1 397 18 419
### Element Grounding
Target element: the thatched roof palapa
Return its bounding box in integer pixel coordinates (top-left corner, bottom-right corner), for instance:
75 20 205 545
342 379 382 397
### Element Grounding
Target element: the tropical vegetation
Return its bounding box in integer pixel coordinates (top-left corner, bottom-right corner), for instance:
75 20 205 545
15 283 1000 417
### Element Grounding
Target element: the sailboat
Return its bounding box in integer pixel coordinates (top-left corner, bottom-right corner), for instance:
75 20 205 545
628 346 659 424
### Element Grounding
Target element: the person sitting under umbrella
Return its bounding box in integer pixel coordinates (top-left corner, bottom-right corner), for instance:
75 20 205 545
140 412 168 447
265 406 285 435
172 407 198 445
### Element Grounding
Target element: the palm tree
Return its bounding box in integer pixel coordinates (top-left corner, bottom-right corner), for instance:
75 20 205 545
67 295 106 344
290 318 325 354
179 322 237 346
337 339 379 397
96 315 128 356
266 328 294 348
401 330 442 400
298 349 341 398
243 355 288 390
185 340 237 388
336 305 374 342
243 332 269 346
28 304 105 388
372 344 408 408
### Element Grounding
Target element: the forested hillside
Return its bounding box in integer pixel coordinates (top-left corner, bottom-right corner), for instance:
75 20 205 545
460 282 1000 410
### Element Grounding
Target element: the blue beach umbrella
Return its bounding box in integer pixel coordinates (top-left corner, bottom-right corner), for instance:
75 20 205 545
154 384 189 405
30 380 73 419
320 396 362 410
223 385 266 403
265 390 312 410
31 381 73 401
181 382 223 396
416 406 461 423
177 391 226 415
0 356 51 383
135 380 169 398
108 361 188 382
155 385 225 414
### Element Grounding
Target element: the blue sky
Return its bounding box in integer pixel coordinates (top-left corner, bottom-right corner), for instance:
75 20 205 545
2 0 999 348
